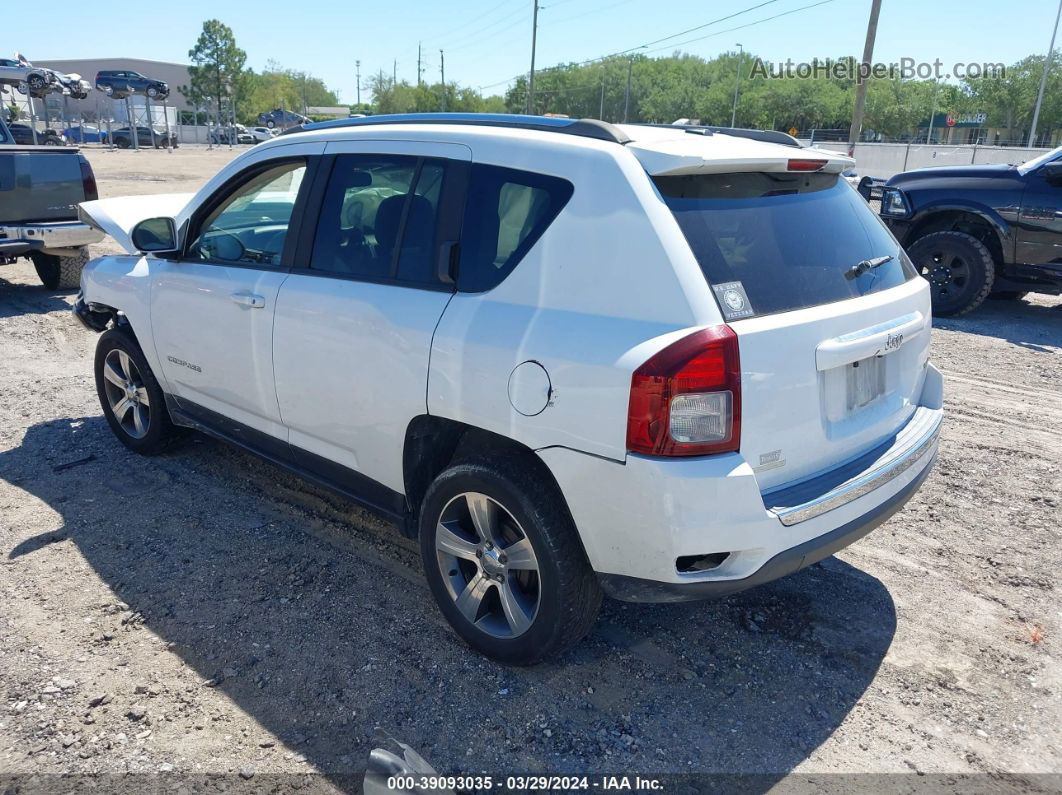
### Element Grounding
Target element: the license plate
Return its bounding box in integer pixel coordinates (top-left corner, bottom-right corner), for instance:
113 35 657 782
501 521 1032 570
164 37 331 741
846 355 885 411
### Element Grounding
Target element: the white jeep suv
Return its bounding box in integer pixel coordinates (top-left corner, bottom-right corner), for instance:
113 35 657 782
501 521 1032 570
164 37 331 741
74 114 942 664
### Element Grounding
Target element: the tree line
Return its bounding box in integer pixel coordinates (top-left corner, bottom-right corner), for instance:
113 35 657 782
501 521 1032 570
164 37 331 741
180 20 341 125
178 19 1060 145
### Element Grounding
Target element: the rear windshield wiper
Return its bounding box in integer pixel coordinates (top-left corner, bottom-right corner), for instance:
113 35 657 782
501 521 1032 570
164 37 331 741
846 254 893 280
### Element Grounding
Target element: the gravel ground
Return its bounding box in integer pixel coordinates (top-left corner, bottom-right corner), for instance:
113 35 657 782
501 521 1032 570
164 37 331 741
0 147 1060 790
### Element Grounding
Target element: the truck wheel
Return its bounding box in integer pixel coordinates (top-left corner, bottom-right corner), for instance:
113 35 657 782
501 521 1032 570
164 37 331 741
907 230 995 316
419 455 602 665
95 328 181 454
32 248 89 290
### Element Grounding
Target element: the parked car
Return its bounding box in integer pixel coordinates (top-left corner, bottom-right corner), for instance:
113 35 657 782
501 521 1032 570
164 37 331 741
62 125 108 144
94 70 169 100
51 71 91 100
257 108 309 129
880 144 1062 315
209 124 256 145
75 114 942 664
0 54 54 93
7 124 65 146
248 126 277 142
111 126 178 149
0 114 102 288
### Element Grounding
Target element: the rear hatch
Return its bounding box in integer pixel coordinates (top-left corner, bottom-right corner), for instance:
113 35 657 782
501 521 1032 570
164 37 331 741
639 132 930 490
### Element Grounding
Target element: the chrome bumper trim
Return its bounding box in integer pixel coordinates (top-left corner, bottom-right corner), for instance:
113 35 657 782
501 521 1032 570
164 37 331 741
764 406 942 527
0 222 104 250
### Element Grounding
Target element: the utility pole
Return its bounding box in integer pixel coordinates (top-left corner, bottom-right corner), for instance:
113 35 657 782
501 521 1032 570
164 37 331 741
393 59 397 88
355 60 361 105
599 75 605 120
440 50 446 111
1030 0 1062 147
417 42 423 86
623 57 633 122
527 0 539 114
730 43 743 127
847 0 883 157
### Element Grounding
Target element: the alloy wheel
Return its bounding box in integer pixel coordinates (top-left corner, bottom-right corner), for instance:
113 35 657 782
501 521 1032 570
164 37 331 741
435 492 541 638
102 349 151 439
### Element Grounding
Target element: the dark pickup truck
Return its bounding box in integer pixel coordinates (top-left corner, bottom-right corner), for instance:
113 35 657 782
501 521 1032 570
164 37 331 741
880 145 1062 315
0 116 103 289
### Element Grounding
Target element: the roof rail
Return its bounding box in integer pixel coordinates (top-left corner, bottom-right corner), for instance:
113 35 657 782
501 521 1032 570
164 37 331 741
637 123 803 148
283 113 632 144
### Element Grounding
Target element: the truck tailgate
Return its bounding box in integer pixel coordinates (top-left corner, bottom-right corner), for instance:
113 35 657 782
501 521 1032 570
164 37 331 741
0 147 86 224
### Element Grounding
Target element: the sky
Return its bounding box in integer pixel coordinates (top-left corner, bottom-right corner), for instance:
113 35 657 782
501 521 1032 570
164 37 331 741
6 0 1059 103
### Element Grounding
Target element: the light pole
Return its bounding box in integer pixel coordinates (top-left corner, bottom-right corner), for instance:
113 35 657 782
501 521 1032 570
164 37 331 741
730 43 743 128
1030 0 1062 147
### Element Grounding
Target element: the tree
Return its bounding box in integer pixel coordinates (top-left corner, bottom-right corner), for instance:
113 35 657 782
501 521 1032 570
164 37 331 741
182 20 247 123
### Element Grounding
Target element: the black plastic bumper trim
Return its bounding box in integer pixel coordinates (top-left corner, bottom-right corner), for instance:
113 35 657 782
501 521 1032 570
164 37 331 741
71 298 110 332
597 452 936 603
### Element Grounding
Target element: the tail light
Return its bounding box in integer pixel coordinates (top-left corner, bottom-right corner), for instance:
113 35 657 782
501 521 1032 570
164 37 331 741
627 326 741 456
78 156 98 201
787 158 828 172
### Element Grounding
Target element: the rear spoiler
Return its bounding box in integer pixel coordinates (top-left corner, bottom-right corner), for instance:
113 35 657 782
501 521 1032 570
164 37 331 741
636 123 802 148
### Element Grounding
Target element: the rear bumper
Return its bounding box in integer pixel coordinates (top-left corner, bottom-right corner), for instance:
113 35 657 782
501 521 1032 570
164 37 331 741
539 364 943 602
0 222 103 252
598 454 934 602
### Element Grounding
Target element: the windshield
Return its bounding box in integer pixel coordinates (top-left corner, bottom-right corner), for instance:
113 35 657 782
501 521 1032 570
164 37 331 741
1018 145 1062 175
655 171 916 318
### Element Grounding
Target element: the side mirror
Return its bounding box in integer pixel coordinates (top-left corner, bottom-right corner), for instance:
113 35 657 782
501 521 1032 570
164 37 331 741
131 217 178 254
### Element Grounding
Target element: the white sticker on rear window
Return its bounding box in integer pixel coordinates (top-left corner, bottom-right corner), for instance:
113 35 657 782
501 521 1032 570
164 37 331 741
712 281 755 321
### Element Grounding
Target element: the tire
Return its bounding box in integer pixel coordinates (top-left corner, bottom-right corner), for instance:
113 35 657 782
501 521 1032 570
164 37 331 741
265 120 275 129
32 248 89 290
988 290 1028 301
907 230 995 316
419 454 602 665
147 86 158 98
43 138 59 146
94 328 180 455
27 73 45 91
116 137 130 149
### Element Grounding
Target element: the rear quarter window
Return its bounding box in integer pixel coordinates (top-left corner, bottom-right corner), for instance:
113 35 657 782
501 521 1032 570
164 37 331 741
654 172 916 318
457 164 572 293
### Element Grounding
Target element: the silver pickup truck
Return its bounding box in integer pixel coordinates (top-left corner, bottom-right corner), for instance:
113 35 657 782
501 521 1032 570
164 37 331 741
0 115 103 289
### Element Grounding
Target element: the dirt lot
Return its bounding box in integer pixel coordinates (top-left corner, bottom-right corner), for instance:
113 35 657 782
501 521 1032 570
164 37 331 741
1 147 1060 789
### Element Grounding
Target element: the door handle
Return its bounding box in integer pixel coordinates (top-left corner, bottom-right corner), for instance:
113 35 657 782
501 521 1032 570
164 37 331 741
230 292 265 309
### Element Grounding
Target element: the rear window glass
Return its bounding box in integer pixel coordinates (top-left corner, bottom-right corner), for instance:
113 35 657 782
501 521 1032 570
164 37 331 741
654 172 915 318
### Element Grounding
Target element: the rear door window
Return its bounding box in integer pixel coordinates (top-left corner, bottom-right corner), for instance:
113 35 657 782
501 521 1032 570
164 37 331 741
457 164 573 293
654 172 915 318
310 154 448 286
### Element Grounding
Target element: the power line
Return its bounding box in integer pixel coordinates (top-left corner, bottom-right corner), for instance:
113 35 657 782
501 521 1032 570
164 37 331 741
421 0 524 45
642 0 837 54
478 0 810 90
639 0 786 50
446 14 530 54
434 4 530 52
541 0 635 28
